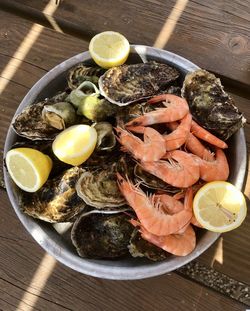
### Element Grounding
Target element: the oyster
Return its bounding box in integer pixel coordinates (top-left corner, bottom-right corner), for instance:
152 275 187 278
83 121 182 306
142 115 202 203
99 61 180 106
93 122 116 151
12 92 73 140
71 212 133 258
76 165 126 208
12 100 61 140
19 167 85 222
67 63 105 89
128 228 168 261
182 69 246 140
42 102 76 130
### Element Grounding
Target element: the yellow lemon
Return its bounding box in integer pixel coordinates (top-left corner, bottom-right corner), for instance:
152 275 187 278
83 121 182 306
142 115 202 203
6 148 52 192
89 31 130 68
193 181 247 233
52 124 97 166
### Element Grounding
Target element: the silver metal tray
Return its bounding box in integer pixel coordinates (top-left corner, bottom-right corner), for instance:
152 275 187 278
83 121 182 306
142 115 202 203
3 45 247 280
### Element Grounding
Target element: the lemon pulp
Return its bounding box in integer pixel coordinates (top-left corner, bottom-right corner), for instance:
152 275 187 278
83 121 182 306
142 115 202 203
6 148 52 192
193 181 247 232
52 124 97 166
89 31 130 68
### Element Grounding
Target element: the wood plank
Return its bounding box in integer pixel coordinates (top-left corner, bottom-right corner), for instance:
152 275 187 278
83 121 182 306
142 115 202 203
1 0 250 90
0 7 249 308
0 190 246 311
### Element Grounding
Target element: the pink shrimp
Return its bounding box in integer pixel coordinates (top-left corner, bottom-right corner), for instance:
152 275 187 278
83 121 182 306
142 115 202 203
199 148 229 181
115 126 166 162
140 150 200 188
125 94 189 127
154 194 184 214
117 173 192 236
191 120 228 149
191 215 203 228
164 113 192 151
185 132 215 161
138 224 196 256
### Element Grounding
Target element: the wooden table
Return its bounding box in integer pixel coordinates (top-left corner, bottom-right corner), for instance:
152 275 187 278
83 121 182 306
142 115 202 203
0 1 249 310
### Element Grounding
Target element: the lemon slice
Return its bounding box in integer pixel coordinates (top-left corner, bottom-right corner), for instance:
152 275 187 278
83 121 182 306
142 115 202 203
193 181 247 232
52 124 97 166
6 148 52 192
89 31 130 68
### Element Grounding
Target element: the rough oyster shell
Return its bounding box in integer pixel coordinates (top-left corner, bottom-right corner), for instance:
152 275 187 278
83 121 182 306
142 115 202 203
19 167 85 222
12 92 73 140
182 69 246 140
76 166 126 208
71 212 133 259
67 63 105 89
128 228 168 261
93 122 116 151
12 100 61 140
99 61 180 106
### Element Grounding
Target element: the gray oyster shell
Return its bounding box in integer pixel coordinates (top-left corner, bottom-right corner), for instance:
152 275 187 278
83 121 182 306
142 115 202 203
76 166 126 208
12 100 60 140
128 228 168 261
182 69 246 140
67 63 105 89
71 212 134 259
19 167 85 222
12 92 72 140
99 61 180 106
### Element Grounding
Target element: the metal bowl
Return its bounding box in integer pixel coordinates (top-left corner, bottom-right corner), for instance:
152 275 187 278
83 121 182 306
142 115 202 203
3 45 247 280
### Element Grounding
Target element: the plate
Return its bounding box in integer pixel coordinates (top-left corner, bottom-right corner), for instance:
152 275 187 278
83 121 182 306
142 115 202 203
3 45 247 280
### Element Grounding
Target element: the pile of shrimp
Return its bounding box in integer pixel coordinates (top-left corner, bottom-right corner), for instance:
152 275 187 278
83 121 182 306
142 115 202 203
115 94 229 256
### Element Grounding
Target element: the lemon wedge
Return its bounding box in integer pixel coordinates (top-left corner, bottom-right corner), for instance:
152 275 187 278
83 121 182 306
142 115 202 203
89 31 130 68
193 181 247 232
6 148 52 192
52 124 97 166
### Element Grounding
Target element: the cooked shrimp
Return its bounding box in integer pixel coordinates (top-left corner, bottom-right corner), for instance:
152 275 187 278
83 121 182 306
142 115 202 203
117 173 192 236
140 150 200 188
164 113 192 151
191 215 203 228
199 148 229 181
191 120 228 149
139 224 196 256
115 126 166 162
125 94 189 127
185 132 215 161
154 194 184 214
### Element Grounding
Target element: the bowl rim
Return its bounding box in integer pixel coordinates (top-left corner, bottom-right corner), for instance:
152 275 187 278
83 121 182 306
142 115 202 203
3 45 247 280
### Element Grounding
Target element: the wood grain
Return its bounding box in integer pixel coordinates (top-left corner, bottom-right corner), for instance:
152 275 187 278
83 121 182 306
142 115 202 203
0 6 249 310
0 190 246 311
3 0 250 90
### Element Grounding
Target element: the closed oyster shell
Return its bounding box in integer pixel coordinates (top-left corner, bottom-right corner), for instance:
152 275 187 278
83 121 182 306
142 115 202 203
12 100 60 140
99 61 180 106
19 167 85 222
71 212 133 258
182 69 246 140
76 166 126 208
12 92 72 140
67 63 105 89
128 228 168 261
